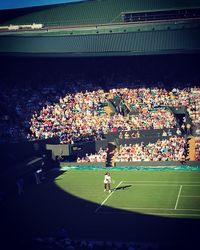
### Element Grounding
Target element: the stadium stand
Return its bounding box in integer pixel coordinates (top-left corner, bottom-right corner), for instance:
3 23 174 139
0 59 199 165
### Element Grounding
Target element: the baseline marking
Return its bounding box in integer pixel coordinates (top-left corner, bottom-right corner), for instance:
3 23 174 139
122 184 181 186
175 185 182 210
181 195 200 198
94 181 122 214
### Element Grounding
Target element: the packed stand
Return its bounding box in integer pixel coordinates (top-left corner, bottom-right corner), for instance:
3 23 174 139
0 84 67 143
77 148 108 163
114 136 187 162
29 88 179 144
111 87 200 131
186 87 200 132
0 81 103 144
29 89 108 143
29 86 200 144
0 80 199 144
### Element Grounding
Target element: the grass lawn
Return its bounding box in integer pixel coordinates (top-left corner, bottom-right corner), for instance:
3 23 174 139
1 169 200 248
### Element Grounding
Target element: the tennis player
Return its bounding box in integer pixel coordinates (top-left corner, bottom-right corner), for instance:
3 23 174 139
104 172 111 193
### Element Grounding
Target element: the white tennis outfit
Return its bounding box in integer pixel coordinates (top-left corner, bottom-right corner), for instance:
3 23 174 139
104 174 111 184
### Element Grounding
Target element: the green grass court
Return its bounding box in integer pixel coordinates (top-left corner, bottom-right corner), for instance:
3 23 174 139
2 169 200 246
56 170 200 218
94 181 200 217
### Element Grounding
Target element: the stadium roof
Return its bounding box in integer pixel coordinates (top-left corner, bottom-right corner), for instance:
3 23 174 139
0 0 200 57
1 0 200 26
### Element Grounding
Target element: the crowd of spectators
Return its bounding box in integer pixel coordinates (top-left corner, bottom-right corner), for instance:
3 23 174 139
0 81 102 144
186 88 200 130
195 139 200 161
0 78 199 146
114 136 187 162
119 131 140 139
77 148 108 163
29 89 108 144
28 88 179 144
28 86 200 144
0 84 62 143
110 87 200 129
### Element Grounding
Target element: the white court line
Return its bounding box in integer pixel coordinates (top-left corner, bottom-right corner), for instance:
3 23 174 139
175 185 182 210
124 184 181 186
94 181 122 214
122 181 200 183
122 182 200 187
94 181 200 214
181 195 200 198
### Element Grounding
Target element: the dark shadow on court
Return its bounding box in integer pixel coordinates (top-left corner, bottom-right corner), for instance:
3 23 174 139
1 169 200 250
113 184 132 191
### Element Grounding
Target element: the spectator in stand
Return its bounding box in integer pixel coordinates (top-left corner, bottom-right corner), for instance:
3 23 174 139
181 123 186 133
119 132 123 139
124 131 130 139
186 123 191 136
162 130 167 136
176 128 182 136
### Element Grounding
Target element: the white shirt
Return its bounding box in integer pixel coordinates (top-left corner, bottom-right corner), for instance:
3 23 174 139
104 174 111 184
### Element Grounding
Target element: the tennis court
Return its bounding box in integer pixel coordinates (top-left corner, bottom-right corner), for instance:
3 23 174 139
55 170 200 219
94 180 200 217
2 169 200 247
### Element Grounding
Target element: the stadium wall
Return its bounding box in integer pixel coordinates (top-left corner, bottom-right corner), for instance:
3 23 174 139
60 161 200 168
1 27 200 56
0 126 182 168
0 137 59 171
60 161 200 170
115 161 200 167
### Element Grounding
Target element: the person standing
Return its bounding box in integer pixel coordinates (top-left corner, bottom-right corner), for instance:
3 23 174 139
104 172 111 193
34 169 42 184
16 177 24 196
186 123 191 136
181 123 186 133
